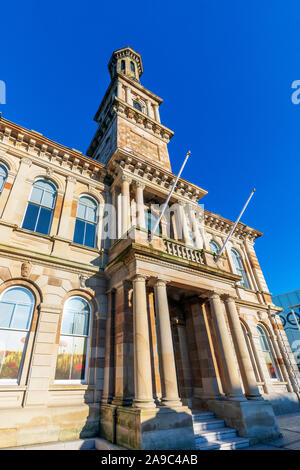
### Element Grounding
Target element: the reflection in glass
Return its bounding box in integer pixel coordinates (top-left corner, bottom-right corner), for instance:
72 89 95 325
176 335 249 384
257 326 279 380
0 287 34 381
73 196 97 248
22 179 57 235
55 297 91 382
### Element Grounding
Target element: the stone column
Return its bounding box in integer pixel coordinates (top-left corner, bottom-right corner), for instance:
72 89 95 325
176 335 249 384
111 188 117 242
57 176 76 239
121 175 131 235
189 205 202 248
132 275 155 408
154 279 182 407
223 295 262 400
102 290 115 403
146 100 152 117
178 202 191 245
135 181 146 229
125 86 132 106
153 104 161 123
209 292 245 401
117 81 123 99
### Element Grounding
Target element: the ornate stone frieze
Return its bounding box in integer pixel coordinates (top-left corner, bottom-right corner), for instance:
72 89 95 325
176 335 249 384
107 151 206 204
204 210 262 242
0 119 107 184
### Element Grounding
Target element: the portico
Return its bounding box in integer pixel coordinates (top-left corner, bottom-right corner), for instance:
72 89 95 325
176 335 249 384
100 228 280 448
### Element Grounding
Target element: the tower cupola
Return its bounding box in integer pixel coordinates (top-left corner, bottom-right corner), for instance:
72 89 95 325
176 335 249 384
108 46 143 83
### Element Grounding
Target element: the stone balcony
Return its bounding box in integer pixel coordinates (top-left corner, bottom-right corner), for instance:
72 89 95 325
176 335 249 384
107 226 234 279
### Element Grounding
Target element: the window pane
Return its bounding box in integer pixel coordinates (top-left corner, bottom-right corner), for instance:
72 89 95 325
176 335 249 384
30 186 43 205
36 207 52 235
0 165 7 193
41 190 56 209
84 223 96 247
22 203 39 231
73 311 89 336
73 219 85 245
11 305 32 330
60 310 75 335
3 288 33 305
85 206 96 223
0 302 14 328
55 335 87 381
263 351 277 379
67 297 90 313
77 202 86 220
0 330 26 380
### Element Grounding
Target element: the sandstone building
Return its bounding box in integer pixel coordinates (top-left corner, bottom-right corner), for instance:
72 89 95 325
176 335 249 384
0 47 299 450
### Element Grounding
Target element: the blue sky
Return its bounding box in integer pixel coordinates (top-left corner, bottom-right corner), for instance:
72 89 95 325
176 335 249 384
1 0 299 295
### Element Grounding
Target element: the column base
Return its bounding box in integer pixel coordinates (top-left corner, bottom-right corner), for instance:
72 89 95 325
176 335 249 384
206 398 280 445
160 397 183 408
114 406 195 450
132 399 156 409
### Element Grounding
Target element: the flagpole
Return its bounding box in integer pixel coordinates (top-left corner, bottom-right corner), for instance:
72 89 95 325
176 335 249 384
214 188 256 264
148 150 191 244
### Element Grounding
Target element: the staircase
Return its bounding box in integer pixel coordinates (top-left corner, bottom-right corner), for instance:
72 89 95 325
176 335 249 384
192 410 250 450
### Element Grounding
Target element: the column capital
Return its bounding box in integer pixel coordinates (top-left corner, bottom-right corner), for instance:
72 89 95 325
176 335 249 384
208 290 222 301
222 293 238 303
153 278 170 288
121 174 132 184
178 200 186 207
132 273 148 283
134 180 146 190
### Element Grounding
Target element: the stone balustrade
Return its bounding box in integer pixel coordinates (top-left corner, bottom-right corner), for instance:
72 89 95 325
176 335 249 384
163 238 204 264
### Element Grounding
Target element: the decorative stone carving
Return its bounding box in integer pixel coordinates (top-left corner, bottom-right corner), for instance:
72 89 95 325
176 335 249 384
79 274 89 288
21 261 32 278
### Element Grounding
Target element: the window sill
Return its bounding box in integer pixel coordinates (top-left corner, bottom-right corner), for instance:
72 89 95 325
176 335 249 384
237 285 256 294
13 226 53 241
70 242 100 254
51 383 95 390
0 383 26 390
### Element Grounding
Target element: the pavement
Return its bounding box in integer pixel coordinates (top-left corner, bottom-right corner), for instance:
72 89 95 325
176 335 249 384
243 412 300 450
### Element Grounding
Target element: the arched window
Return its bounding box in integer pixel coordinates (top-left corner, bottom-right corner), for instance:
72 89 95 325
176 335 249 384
22 179 57 235
120 60 125 73
0 287 35 383
257 325 279 380
133 100 142 112
145 209 162 235
210 241 220 254
231 249 250 289
73 196 98 248
55 297 91 383
0 164 8 194
130 61 135 73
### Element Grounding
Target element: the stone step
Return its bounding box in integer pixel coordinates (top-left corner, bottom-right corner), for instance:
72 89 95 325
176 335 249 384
195 427 237 443
193 418 225 432
192 412 215 422
196 437 250 451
